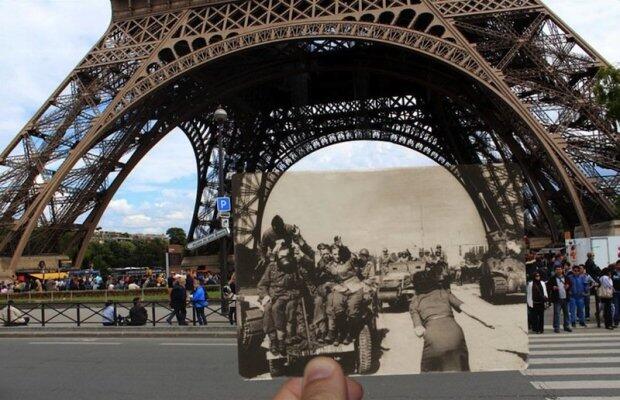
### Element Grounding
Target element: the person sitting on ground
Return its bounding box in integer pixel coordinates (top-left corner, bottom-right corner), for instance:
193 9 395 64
1 300 30 326
102 300 116 326
128 297 148 326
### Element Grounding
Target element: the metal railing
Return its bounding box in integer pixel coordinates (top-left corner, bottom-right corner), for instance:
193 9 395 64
2 285 223 303
1 300 235 327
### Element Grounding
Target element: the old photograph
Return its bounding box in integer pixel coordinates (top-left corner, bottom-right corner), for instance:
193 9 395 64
233 166 528 379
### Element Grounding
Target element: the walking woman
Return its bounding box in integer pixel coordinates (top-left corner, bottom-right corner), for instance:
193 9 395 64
598 267 615 330
410 272 470 372
527 272 548 333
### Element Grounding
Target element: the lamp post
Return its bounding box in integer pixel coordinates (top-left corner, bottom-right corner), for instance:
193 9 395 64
213 106 229 315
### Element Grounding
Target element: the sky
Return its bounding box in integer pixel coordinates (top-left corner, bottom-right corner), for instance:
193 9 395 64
0 0 618 235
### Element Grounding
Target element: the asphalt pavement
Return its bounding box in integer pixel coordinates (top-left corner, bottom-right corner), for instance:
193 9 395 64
1 329 617 400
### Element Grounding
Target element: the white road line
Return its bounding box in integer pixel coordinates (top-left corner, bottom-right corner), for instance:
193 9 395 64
546 397 620 400
28 341 121 345
532 381 620 390
530 349 620 355
530 337 620 346
530 333 620 338
159 342 237 346
523 367 620 376
528 357 620 365
531 343 619 349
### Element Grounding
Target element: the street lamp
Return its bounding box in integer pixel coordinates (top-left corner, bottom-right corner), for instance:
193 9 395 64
213 106 229 315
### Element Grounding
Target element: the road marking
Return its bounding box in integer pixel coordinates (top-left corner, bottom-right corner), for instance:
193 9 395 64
530 349 620 355
532 381 620 390
546 397 620 400
528 357 620 365
28 341 121 345
523 367 620 376
530 337 620 344
159 342 237 346
531 343 618 349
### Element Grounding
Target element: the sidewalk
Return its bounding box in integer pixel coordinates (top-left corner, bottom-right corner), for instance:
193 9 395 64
0 325 237 338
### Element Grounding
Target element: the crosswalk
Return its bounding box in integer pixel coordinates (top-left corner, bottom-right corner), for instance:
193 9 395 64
524 328 620 400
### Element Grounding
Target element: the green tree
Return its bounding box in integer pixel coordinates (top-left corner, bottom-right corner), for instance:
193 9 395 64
594 66 620 121
166 227 187 246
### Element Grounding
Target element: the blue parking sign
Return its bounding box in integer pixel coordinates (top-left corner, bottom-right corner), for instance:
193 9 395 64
216 196 231 213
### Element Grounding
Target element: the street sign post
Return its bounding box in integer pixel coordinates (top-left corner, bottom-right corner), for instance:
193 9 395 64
186 228 230 251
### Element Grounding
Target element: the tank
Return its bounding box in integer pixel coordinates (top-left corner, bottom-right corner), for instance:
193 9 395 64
479 256 526 302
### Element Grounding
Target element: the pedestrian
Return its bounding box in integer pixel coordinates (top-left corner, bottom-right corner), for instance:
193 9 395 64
192 278 208 326
1 300 30 326
410 271 470 372
567 265 588 327
102 301 116 326
613 260 620 327
128 297 148 326
185 271 195 295
169 279 187 325
527 272 548 334
223 284 237 325
546 265 572 333
598 266 615 330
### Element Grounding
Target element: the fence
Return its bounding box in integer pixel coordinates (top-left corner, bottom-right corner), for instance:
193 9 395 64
1 299 235 327
2 285 223 303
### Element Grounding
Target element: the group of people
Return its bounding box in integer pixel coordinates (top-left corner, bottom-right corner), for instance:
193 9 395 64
527 253 620 333
257 216 377 357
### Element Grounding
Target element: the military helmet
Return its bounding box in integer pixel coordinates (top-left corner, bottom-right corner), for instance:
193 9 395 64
359 248 370 257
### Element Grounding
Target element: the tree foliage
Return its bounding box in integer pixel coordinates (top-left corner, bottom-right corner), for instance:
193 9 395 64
82 237 168 274
166 227 187 245
594 66 620 121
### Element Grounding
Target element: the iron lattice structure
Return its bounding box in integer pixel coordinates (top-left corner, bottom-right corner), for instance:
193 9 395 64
0 0 617 270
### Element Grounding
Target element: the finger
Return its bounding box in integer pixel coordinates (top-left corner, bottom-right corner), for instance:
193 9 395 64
346 378 364 400
273 378 303 400
301 357 348 400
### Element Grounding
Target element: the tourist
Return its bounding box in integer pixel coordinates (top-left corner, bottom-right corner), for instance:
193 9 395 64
102 301 116 326
598 266 615 330
546 265 572 333
613 260 620 327
567 265 588 327
527 271 548 334
169 279 187 325
192 278 208 326
128 297 148 326
1 300 30 326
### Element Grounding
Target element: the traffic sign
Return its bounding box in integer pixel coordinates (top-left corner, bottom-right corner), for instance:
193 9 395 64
186 228 230 251
216 196 231 213
221 218 230 229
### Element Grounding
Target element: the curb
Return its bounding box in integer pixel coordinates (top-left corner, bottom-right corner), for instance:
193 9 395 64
0 327 237 339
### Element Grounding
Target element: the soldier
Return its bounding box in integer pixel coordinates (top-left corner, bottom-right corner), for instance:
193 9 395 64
257 244 304 356
312 244 334 343
379 248 392 275
354 248 376 280
326 245 364 346
260 215 314 263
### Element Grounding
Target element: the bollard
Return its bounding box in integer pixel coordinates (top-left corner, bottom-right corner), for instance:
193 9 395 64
76 303 81 327
192 307 196 326
7 303 11 326
41 303 45 327
151 302 156 327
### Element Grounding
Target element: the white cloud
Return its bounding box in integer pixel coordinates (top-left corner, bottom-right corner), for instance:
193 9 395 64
122 214 152 227
107 199 133 215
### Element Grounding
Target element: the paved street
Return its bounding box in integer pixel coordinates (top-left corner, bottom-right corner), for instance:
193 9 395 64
1 328 618 400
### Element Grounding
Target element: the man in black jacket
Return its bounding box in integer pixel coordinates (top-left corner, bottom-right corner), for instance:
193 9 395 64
169 280 187 325
546 265 572 333
129 297 148 326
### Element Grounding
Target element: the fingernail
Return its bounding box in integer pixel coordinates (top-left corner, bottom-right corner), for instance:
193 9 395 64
304 358 336 385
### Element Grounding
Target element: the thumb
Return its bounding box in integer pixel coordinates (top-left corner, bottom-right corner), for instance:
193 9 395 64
301 357 348 400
